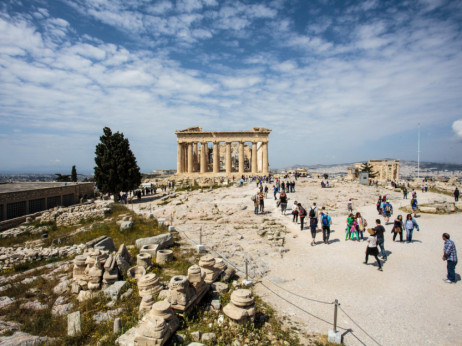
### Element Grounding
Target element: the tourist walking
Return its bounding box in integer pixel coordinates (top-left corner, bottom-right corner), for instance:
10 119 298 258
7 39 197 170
364 228 382 271
321 210 332 244
252 192 259 215
382 200 393 224
442 233 458 283
273 185 277 200
356 212 367 241
258 191 264 214
403 187 408 199
404 214 419 243
374 219 387 260
292 200 299 223
410 197 418 217
392 215 404 242
298 203 307 230
347 199 353 213
264 185 268 199
454 187 460 202
278 191 288 215
376 196 382 215
310 216 318 246
345 213 354 240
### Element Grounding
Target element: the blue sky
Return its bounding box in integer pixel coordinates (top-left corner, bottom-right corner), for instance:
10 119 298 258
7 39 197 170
1 0 462 173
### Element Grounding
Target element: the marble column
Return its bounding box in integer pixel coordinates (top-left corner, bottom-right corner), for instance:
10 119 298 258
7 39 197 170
238 142 245 174
177 143 183 174
182 144 187 173
262 142 268 174
200 142 207 173
187 143 193 173
251 142 258 174
213 142 220 173
225 142 232 174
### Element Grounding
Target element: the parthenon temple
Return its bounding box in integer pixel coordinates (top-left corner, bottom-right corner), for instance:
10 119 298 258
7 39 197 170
175 127 271 175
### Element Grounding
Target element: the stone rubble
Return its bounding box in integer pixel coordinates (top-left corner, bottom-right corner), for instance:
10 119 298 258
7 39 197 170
38 201 112 227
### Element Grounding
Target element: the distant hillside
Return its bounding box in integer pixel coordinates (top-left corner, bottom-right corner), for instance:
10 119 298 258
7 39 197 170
284 160 462 177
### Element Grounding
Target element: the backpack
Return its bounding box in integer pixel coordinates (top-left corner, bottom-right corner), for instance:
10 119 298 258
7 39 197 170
300 208 307 217
309 208 316 218
385 204 391 212
251 195 256 202
322 215 329 226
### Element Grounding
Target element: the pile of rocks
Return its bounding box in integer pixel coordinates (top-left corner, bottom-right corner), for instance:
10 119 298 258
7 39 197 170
402 200 461 214
0 244 84 270
72 242 131 296
37 201 112 226
1 225 49 239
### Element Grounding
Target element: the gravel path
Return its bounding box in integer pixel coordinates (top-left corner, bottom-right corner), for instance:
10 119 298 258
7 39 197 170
136 179 461 345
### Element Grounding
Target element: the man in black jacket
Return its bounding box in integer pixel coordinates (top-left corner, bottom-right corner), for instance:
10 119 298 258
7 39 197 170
374 219 387 261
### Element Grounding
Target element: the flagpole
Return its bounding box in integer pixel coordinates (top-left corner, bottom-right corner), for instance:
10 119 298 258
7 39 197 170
417 123 421 180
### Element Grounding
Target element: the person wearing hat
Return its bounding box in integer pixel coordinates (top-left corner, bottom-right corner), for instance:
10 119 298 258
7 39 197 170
347 198 353 213
364 228 382 271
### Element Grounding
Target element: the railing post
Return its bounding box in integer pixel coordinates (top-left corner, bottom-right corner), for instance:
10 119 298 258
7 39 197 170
245 259 248 281
333 299 338 333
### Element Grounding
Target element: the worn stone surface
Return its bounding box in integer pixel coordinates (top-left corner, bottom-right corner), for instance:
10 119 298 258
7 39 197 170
0 331 52 345
103 281 127 301
68 311 81 336
135 233 173 249
93 308 124 324
0 296 15 309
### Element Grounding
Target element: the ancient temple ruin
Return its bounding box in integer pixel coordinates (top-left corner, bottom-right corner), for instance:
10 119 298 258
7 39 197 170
175 127 271 175
347 159 400 181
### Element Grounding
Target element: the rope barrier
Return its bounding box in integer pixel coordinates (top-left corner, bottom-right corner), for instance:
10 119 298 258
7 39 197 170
339 306 383 346
175 225 381 346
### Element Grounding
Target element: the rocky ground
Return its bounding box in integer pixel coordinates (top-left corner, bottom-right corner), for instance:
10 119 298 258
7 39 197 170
133 177 462 345
0 177 460 345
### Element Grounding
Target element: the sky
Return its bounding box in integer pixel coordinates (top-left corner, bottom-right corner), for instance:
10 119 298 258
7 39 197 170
1 0 462 174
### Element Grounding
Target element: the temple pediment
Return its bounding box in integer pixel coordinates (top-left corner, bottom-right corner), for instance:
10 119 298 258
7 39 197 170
176 127 203 133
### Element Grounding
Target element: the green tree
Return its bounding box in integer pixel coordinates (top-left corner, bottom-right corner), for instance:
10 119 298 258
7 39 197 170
71 165 77 182
360 162 377 178
55 173 71 182
94 127 141 197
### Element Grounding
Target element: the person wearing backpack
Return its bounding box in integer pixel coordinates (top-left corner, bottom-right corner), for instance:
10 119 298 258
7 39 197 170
279 191 288 215
291 200 299 223
411 197 418 217
382 201 393 224
298 203 306 230
320 209 332 244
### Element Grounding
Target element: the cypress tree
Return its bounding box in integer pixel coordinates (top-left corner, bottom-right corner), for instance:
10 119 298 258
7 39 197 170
71 165 77 182
94 127 141 197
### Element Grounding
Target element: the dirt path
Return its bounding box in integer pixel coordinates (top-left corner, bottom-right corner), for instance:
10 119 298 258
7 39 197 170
134 180 461 345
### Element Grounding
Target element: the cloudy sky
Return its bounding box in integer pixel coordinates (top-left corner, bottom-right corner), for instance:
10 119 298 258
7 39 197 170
1 0 462 173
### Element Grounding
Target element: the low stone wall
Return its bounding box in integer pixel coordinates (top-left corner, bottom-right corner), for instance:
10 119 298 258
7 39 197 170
0 244 84 271
37 202 113 227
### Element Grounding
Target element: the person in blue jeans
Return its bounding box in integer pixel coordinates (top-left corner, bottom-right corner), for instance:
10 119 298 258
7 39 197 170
404 214 419 243
373 219 387 260
442 233 458 283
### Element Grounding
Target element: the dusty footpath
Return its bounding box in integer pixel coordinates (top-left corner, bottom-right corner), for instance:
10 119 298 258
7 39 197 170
134 179 461 345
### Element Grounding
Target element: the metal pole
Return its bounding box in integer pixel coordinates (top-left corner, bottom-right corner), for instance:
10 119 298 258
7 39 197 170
245 259 248 280
200 227 202 244
417 123 421 180
333 299 338 333
170 213 173 226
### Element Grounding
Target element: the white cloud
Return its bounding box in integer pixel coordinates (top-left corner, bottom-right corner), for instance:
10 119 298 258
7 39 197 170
453 120 462 138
